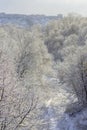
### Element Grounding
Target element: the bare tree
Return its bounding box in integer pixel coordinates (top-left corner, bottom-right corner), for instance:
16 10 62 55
58 47 87 105
0 50 40 130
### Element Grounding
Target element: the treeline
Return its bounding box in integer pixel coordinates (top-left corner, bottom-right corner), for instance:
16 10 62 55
1 14 87 129
44 15 87 106
0 25 52 130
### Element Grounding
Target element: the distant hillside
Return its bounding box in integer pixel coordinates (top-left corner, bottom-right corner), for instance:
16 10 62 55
0 13 63 27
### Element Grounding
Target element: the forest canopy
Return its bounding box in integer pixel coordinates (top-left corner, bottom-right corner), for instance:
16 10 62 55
1 15 87 129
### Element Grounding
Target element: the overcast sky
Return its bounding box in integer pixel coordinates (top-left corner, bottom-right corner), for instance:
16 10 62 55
0 0 87 16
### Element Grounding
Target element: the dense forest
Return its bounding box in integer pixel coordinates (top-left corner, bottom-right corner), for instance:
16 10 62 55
1 14 87 130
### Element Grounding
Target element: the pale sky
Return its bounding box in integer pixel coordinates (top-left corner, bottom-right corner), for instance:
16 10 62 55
0 0 87 16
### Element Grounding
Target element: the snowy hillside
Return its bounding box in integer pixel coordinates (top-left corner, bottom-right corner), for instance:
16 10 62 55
0 13 63 27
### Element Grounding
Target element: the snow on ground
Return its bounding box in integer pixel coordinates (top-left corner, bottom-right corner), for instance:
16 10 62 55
41 74 87 130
